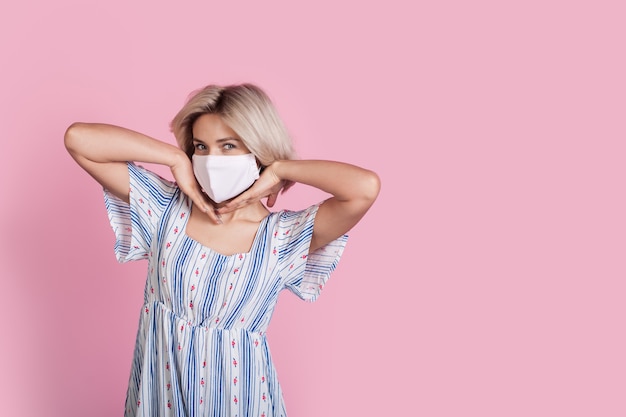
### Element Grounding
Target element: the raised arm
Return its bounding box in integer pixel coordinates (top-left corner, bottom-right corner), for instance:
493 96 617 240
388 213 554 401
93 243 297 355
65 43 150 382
219 160 381 252
64 123 218 221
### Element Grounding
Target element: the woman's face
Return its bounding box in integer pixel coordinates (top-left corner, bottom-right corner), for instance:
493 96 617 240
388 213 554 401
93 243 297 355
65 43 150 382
191 113 252 156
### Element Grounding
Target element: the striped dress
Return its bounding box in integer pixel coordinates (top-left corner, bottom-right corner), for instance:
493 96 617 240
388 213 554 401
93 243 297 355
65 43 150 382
104 163 347 417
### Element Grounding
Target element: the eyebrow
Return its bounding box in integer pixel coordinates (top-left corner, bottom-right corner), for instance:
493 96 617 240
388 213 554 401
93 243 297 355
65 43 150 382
192 137 242 143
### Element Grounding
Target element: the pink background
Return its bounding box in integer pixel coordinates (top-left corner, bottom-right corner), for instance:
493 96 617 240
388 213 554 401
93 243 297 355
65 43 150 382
1 1 625 416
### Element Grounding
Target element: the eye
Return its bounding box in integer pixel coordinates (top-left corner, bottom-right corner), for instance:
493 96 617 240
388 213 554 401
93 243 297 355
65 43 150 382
194 142 207 151
222 143 236 150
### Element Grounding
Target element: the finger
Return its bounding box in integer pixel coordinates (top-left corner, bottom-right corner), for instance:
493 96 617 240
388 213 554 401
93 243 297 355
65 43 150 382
266 192 278 208
217 192 257 214
217 197 248 214
202 204 222 224
189 189 222 224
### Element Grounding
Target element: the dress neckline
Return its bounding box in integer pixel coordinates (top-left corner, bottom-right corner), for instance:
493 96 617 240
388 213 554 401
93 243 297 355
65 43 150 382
182 199 272 258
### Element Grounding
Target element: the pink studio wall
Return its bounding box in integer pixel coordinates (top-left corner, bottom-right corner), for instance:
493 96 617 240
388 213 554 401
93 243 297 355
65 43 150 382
1 1 624 416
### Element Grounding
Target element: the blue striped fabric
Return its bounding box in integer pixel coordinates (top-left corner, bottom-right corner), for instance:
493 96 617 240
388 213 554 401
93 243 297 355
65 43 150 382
103 163 348 417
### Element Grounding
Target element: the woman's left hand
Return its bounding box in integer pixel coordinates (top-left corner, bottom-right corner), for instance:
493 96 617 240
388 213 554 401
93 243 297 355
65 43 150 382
217 163 287 213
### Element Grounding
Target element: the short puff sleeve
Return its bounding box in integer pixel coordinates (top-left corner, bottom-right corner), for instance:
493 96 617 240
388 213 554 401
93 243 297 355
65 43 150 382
279 204 348 302
103 162 178 262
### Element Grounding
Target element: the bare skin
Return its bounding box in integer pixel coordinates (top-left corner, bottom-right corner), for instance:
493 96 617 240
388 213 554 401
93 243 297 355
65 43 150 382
64 113 380 255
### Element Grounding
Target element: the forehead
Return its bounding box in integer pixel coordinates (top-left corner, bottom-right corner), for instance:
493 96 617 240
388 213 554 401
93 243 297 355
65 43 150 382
192 113 239 140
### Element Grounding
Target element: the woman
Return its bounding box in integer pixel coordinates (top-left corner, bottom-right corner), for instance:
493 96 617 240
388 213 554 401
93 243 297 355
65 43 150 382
65 83 380 416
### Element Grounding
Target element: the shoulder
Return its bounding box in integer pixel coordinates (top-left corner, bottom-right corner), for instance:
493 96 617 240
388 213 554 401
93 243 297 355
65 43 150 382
265 205 319 245
126 162 183 214
129 162 177 188
268 205 318 227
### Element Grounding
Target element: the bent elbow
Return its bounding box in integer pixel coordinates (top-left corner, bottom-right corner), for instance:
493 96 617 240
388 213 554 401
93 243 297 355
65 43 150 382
359 170 381 205
64 122 88 153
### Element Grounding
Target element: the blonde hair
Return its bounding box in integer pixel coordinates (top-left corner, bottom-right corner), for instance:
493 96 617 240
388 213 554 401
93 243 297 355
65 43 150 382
170 83 297 166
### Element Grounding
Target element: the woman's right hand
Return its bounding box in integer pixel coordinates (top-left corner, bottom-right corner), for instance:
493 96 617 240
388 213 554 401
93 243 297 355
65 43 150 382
169 153 222 224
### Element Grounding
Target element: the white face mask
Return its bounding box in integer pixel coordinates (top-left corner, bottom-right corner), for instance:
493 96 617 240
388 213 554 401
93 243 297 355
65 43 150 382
192 153 260 203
